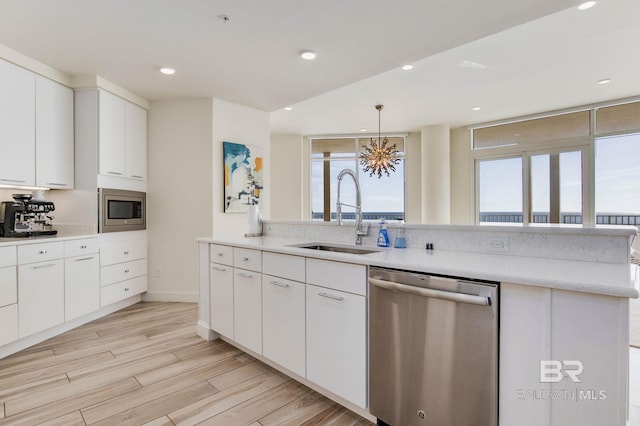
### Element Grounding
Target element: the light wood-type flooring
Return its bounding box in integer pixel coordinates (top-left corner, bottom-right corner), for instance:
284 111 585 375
0 302 373 425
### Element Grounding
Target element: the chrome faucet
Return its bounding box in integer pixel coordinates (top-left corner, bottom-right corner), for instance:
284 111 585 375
336 169 368 245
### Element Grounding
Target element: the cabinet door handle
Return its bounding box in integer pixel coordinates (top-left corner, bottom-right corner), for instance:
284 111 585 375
46 182 68 187
237 272 253 279
130 175 144 179
318 292 344 302
32 263 56 270
212 266 227 272
269 280 290 289
107 171 123 176
75 256 94 262
39 250 48 255
0 178 26 183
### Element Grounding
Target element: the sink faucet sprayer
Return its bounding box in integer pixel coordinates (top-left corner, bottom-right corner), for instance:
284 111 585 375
336 169 368 245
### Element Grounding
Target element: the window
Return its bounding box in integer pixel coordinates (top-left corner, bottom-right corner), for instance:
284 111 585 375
595 133 640 226
472 100 640 227
478 157 523 223
310 137 405 221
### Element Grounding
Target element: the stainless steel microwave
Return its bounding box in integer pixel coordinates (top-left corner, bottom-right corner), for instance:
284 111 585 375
98 188 146 233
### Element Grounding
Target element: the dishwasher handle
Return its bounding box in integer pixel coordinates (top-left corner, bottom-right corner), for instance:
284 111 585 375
370 277 491 306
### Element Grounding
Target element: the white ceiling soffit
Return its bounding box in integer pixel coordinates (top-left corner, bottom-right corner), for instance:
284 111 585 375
271 0 640 135
0 0 577 114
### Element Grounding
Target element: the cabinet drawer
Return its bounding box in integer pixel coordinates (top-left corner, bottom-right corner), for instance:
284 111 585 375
0 304 18 346
0 245 16 268
101 258 147 286
100 275 147 307
233 248 262 272
18 241 64 264
306 258 367 296
263 252 305 282
65 238 99 257
100 239 146 266
0 266 17 307
209 244 233 266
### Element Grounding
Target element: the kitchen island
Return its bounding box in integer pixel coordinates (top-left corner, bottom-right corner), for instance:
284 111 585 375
197 223 638 426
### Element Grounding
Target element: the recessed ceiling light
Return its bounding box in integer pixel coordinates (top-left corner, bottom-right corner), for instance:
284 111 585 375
218 15 231 23
360 128 367 132
300 50 317 60
597 78 611 85
160 67 175 75
472 106 481 111
578 1 596 10
401 64 414 71
284 106 293 111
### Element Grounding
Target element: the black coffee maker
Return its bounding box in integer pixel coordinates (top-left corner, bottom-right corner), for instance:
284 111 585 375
0 194 57 238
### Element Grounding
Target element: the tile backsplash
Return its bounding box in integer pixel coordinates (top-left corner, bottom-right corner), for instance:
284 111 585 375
263 220 635 264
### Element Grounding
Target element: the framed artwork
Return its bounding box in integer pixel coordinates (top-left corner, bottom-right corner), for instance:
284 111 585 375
223 141 264 213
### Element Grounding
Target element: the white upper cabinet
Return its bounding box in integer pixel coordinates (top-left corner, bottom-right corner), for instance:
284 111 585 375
125 102 147 180
98 89 147 182
0 59 35 186
98 89 126 178
35 75 74 189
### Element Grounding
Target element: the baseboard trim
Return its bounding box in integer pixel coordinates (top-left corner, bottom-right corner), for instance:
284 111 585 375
196 320 218 341
142 291 198 303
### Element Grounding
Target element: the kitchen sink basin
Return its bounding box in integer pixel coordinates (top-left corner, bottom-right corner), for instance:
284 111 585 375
289 243 381 255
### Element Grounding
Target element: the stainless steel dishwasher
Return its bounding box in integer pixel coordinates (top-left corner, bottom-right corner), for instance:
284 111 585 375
369 266 499 426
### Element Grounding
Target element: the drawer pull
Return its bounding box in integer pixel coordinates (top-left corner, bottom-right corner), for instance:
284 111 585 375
237 272 253 279
217 252 224 257
242 257 249 262
124 251 129 255
80 245 87 249
32 263 56 270
39 250 48 255
75 257 94 262
269 280 290 289
318 292 344 302
124 287 130 291
212 266 226 272
124 269 130 273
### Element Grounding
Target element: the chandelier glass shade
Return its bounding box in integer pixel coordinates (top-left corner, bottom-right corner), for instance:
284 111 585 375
359 105 400 178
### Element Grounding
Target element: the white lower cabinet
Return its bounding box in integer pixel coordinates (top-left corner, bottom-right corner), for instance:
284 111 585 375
99 231 148 307
0 304 18 346
306 284 367 409
65 254 100 321
233 268 262 354
210 262 234 338
262 274 306 377
100 275 147 307
18 259 64 338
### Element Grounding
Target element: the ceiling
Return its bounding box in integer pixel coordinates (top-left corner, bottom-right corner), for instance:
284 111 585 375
0 0 638 135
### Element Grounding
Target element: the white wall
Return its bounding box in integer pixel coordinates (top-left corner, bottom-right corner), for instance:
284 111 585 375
211 99 270 238
421 124 451 224
450 127 474 224
147 98 213 301
270 134 304 220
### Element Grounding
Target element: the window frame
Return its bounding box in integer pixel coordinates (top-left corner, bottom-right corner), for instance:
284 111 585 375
307 134 408 222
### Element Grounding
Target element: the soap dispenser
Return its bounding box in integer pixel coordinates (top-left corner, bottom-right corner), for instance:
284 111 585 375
377 219 390 247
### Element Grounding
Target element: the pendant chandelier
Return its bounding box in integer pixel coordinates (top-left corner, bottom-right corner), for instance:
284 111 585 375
359 104 400 178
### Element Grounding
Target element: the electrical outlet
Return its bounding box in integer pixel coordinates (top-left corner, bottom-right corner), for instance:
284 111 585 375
485 238 509 252
153 267 161 278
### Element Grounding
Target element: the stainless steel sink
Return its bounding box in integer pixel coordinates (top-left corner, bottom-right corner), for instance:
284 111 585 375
289 243 380 255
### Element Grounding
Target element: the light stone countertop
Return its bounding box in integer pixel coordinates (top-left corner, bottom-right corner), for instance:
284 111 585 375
0 232 98 247
198 235 639 299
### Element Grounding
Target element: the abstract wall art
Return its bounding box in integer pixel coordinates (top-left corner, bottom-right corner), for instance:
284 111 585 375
223 141 264 213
